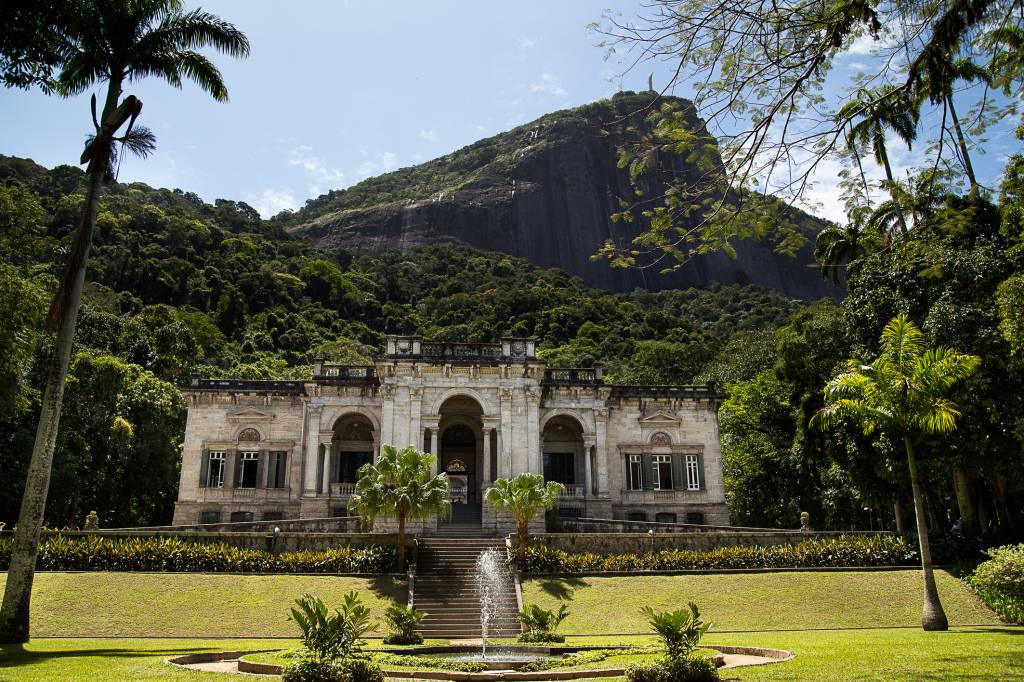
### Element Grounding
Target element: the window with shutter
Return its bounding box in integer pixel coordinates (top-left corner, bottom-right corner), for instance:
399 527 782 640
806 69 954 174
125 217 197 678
685 454 701 490
641 453 655 490
626 454 644 490
199 448 210 488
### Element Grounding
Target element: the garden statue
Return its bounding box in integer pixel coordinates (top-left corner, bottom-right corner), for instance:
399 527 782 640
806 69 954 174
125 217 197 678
800 511 810 532
83 511 99 531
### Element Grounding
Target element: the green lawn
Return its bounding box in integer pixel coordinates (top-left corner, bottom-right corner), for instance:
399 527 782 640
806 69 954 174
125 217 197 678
523 570 999 633
2 630 1023 681
0 572 406 637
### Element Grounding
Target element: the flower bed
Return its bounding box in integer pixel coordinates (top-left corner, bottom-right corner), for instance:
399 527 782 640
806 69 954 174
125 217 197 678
0 535 396 573
522 534 917 573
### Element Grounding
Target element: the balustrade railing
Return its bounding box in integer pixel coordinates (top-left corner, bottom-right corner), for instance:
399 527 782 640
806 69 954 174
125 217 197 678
315 365 377 383
543 368 602 385
232 488 256 498
330 482 357 496
562 484 586 498
419 342 503 360
191 378 307 394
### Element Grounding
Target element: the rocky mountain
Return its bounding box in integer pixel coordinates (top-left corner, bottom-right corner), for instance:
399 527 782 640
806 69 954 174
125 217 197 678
287 92 841 300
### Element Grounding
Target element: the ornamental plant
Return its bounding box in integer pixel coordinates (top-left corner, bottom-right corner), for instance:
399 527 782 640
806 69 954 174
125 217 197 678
484 473 564 562
284 591 382 682
382 605 426 645
517 603 569 643
626 603 718 682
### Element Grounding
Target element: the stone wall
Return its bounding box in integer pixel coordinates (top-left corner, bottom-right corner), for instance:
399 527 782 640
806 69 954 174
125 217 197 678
124 515 363 534
555 517 787 534
531 530 894 555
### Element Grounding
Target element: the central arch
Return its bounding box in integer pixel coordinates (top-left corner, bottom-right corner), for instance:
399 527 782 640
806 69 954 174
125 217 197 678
438 395 484 514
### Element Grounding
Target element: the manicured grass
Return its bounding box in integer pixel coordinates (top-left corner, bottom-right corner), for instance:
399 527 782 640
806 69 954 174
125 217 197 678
523 570 1000 633
2 630 1023 681
0 572 406 637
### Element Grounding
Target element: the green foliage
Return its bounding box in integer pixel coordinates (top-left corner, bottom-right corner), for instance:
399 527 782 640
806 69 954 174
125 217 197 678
518 603 569 641
485 473 564 559
288 592 376 664
995 273 1024 355
282 657 385 682
967 544 1024 624
625 656 720 682
0 535 396 573
520 535 918 574
381 605 424 645
641 603 710 661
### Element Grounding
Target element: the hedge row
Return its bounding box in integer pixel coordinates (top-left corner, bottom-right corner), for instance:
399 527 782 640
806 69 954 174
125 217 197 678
967 543 1024 624
0 535 396 573
521 535 918 573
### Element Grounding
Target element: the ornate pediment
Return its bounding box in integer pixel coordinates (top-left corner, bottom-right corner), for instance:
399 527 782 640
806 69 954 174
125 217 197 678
637 411 680 426
227 406 275 423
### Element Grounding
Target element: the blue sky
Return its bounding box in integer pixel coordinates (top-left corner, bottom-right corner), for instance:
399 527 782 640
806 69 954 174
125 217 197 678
0 1 1019 223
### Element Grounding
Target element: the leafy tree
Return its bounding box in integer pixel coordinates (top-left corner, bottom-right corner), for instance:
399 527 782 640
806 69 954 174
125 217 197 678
348 444 451 569
0 0 248 644
484 473 564 561
812 315 980 630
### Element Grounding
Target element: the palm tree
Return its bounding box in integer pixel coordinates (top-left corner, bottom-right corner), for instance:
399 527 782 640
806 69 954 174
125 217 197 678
811 315 980 631
484 473 565 562
813 223 867 286
911 57 991 192
348 444 451 570
838 87 919 235
0 0 248 644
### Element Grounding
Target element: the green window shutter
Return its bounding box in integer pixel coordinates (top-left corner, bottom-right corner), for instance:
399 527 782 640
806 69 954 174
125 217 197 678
671 453 684 491
256 449 268 488
642 453 655 491
199 449 209 488
697 453 706 490
280 452 289 488
234 450 244 487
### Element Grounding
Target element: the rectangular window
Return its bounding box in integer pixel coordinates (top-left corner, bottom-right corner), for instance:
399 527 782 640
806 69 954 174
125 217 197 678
230 511 254 523
653 454 673 490
267 451 287 488
627 454 644 490
238 451 259 488
686 511 706 525
543 452 575 485
207 451 226 488
331 506 348 518
262 511 284 521
685 454 701 491
199 510 221 524
656 512 678 524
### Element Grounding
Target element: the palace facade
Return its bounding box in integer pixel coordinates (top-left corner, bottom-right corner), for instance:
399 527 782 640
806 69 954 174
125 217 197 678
173 336 728 532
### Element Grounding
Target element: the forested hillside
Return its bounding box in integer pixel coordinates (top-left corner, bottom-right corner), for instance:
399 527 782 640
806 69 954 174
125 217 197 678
0 154 802 527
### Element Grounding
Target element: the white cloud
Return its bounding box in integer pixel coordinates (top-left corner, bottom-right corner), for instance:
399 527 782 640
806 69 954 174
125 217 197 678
249 188 298 218
842 31 897 57
847 61 867 71
288 145 345 196
530 72 568 97
518 37 537 49
419 129 438 142
355 151 399 179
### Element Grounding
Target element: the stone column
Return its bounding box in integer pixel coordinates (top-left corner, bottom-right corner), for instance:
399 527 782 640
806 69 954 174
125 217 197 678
321 440 332 496
500 387 513 479
409 386 423 450
429 427 439 475
595 408 610 496
583 438 595 497
380 384 395 448
482 427 492 484
303 405 323 495
526 388 541 474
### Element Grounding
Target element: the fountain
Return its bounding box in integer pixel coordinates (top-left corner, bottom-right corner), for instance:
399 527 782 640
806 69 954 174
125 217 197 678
475 548 504 659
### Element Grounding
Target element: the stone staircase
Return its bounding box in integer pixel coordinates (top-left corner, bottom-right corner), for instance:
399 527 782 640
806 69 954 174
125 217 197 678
414 537 521 639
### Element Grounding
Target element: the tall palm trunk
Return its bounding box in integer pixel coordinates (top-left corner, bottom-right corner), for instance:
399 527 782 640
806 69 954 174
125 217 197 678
893 497 905 533
0 83 122 644
397 509 407 570
880 151 910 236
904 435 948 631
517 519 529 563
945 95 977 191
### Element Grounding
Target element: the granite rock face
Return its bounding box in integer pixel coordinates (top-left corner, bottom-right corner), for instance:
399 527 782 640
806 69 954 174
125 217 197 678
289 93 841 300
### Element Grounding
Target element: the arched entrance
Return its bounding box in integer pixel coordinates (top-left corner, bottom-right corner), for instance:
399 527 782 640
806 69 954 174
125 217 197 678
541 415 585 492
438 395 484 520
331 414 375 494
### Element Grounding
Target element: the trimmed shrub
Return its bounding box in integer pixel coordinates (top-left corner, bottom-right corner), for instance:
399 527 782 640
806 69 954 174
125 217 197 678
282 659 345 682
967 543 1024 624
517 630 565 643
625 657 719 682
521 535 917 573
374 653 486 672
340 658 385 682
0 535 396 574
382 605 425 645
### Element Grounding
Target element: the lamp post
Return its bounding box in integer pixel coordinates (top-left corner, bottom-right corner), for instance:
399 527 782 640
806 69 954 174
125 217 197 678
863 507 873 532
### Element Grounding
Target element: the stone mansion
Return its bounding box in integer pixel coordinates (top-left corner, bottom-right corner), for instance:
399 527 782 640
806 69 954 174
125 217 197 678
173 336 728 532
